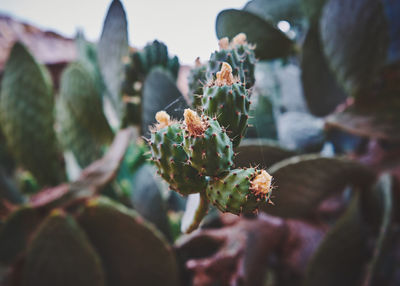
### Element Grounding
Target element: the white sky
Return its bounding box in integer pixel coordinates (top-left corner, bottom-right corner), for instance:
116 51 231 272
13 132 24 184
0 0 248 64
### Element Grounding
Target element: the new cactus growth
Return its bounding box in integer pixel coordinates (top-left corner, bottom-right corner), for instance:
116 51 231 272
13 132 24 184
183 109 234 176
201 62 251 147
149 111 207 195
206 33 256 89
206 168 273 215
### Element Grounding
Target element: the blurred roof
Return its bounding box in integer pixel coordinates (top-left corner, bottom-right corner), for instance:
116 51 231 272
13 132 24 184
0 14 76 71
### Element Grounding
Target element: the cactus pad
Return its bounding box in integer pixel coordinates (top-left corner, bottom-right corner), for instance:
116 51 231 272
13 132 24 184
183 109 234 176
0 207 42 264
22 211 105 286
77 196 179 286
207 33 256 89
206 168 273 215
149 111 207 195
59 62 113 144
202 62 250 147
0 42 65 186
187 58 207 109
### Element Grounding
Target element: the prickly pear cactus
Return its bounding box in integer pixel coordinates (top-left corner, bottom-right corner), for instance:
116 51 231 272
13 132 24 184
0 42 65 186
187 57 207 109
183 109 234 176
206 168 273 215
130 40 180 82
59 62 113 144
149 111 207 195
207 33 256 89
201 62 250 147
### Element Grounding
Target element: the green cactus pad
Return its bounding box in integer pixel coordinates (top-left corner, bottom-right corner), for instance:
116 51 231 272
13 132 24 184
77 196 179 286
206 168 272 215
187 60 207 108
207 38 256 89
60 62 114 144
0 42 65 186
56 97 103 168
150 120 207 195
183 111 234 176
0 206 42 265
202 83 250 147
22 211 105 286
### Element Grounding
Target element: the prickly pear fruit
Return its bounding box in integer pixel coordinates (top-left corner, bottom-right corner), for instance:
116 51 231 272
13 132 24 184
207 33 256 89
183 109 234 176
206 168 273 215
187 58 207 109
202 62 250 147
149 111 207 195
0 42 65 186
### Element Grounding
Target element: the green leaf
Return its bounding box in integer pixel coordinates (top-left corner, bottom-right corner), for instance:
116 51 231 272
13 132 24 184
131 164 172 241
22 212 105 286
97 0 129 121
303 192 369 286
0 207 42 264
234 139 296 169
0 42 65 186
141 68 186 135
301 25 347 116
244 0 303 25
262 155 374 218
319 0 389 96
216 9 294 60
78 196 180 286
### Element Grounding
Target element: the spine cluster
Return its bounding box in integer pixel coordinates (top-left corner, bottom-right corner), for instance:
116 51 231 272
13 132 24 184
148 34 273 220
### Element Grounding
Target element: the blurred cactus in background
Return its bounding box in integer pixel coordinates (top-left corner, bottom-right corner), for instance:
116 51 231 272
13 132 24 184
0 0 400 285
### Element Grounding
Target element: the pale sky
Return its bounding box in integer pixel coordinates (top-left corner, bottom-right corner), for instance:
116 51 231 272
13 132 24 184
0 0 248 64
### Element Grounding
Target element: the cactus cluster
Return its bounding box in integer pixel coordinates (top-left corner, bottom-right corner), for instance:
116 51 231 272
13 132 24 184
149 42 273 221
